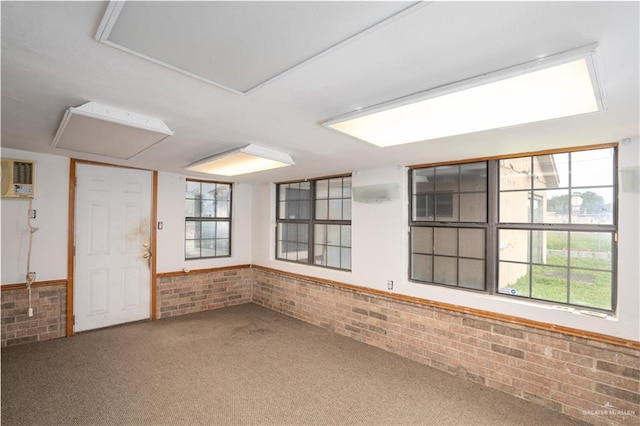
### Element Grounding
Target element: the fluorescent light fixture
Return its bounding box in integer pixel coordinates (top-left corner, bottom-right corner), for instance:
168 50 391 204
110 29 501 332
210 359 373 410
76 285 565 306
52 102 174 159
324 44 605 147
186 144 295 176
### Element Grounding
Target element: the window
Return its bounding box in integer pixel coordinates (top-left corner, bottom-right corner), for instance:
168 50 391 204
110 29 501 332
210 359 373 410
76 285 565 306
409 146 617 312
185 179 232 259
497 148 616 310
276 175 351 270
410 162 488 290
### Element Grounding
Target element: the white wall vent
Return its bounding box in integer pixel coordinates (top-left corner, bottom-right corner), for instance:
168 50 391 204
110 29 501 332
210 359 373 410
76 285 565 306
1 159 36 198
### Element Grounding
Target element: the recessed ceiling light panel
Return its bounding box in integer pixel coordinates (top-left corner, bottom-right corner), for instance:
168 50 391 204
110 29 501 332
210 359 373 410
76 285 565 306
324 44 605 147
186 144 295 176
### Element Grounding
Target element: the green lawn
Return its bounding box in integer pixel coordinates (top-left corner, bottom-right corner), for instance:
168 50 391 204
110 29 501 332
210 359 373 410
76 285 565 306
504 256 612 310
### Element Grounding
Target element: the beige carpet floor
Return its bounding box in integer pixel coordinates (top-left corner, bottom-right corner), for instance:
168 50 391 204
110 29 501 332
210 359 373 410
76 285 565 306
1 303 587 425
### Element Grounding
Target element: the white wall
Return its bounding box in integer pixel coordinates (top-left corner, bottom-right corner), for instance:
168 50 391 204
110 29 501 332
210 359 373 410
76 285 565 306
155 172 252 273
1 148 69 284
251 140 640 341
3 141 638 341
1 149 253 284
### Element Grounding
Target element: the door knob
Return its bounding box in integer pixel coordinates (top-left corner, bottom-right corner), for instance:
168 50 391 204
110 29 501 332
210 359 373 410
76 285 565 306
143 242 149 248
142 252 150 259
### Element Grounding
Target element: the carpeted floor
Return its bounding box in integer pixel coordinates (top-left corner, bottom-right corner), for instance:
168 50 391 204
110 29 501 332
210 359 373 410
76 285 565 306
1 303 588 425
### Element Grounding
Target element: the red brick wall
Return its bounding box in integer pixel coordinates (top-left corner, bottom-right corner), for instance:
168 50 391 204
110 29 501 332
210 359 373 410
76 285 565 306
3 266 638 425
252 267 640 426
1 282 67 347
156 267 253 319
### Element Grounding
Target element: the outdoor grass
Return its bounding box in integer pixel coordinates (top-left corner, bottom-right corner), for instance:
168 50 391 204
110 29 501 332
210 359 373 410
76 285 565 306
504 255 612 310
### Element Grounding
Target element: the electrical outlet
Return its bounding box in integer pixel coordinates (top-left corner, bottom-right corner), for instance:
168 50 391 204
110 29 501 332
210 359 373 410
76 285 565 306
387 280 393 290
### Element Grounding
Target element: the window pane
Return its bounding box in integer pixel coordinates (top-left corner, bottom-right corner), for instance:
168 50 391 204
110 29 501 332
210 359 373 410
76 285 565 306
459 193 486 222
185 240 200 259
216 184 231 201
412 227 433 254
435 192 456 220
299 182 311 199
500 158 531 190
285 201 300 219
185 199 199 217
326 225 340 245
296 244 309 262
569 232 612 269
201 240 216 257
571 148 614 187
299 200 311 220
327 246 340 268
202 200 215 217
217 221 230 239
434 227 457 256
341 225 351 247
413 169 434 194
569 270 612 309
186 181 200 199
328 199 342 220
433 256 457 285
412 254 432 282
278 223 300 254
315 200 328 220
342 177 352 197
570 188 614 225
499 191 530 223
297 224 308 244
329 178 343 198
185 221 199 239
201 221 215 239
531 265 567 303
316 180 328 199
498 229 529 263
201 183 216 199
215 239 229 256
460 162 487 192
216 200 230 218
288 183 301 200
278 201 287 219
341 248 351 270
539 231 567 266
459 259 484 290
342 199 351 220
498 261 530 297
413 194 433 221
535 153 568 189
434 166 459 192
543 189 571 223
314 224 326 244
458 229 484 259
313 244 325 265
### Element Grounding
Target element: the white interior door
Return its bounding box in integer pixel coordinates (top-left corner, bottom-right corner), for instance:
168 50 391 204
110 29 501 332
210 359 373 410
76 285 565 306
74 164 152 332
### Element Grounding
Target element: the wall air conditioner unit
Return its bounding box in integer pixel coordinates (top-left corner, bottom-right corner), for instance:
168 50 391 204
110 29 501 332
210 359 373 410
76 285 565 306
1 159 36 198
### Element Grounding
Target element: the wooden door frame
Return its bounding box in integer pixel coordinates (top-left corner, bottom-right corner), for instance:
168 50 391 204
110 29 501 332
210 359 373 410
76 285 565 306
66 159 158 337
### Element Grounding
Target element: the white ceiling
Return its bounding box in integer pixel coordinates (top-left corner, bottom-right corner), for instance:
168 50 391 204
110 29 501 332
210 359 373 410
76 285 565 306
2 1 639 184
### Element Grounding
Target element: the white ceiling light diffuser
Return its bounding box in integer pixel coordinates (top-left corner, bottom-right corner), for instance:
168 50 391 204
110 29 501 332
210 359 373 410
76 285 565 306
324 44 605 147
52 102 173 159
186 144 295 176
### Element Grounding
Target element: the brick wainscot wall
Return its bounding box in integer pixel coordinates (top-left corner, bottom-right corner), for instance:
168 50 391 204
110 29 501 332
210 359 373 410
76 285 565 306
2 265 638 425
252 266 640 426
155 265 253 319
1 280 67 347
